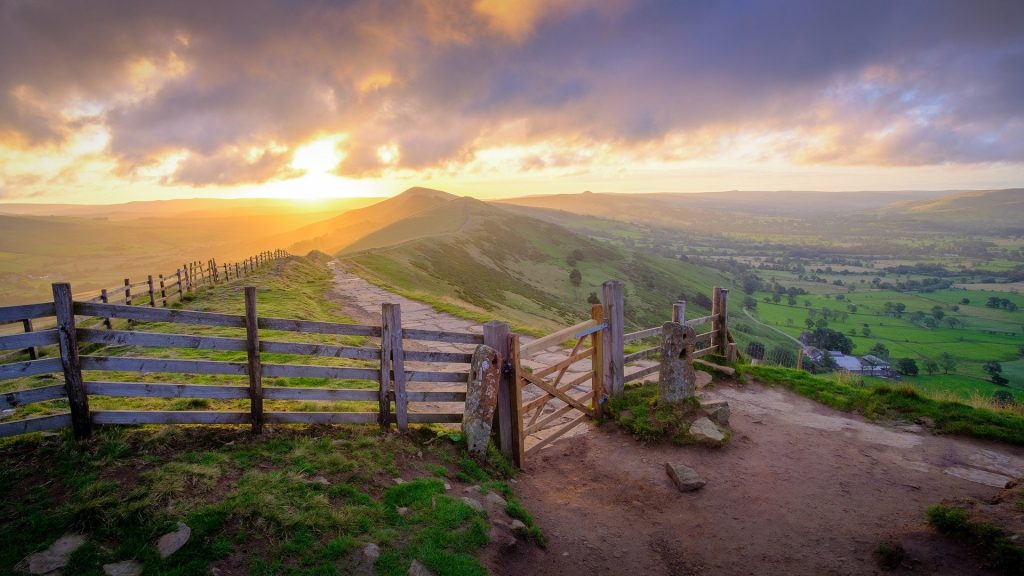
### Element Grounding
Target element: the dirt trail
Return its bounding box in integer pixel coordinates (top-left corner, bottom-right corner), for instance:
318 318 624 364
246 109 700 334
328 261 1024 574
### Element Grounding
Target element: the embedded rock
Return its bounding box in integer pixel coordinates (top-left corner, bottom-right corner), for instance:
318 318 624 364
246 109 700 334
665 463 706 492
462 344 502 457
156 522 191 559
23 534 86 575
689 416 726 444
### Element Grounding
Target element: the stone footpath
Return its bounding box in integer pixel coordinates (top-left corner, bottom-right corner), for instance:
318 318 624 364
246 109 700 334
328 262 657 448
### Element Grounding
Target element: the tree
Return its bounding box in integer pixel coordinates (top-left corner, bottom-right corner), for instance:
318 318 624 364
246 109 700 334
807 327 854 354
569 268 582 288
931 306 944 320
741 274 762 295
938 352 957 374
983 361 1008 385
924 359 939 375
896 358 919 376
861 325 871 337
960 297 970 305
869 342 890 360
743 295 758 310
992 390 1016 407
586 292 601 305
805 317 815 329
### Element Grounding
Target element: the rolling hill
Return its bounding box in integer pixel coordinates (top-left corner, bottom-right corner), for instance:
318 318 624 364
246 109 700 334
876 188 1024 232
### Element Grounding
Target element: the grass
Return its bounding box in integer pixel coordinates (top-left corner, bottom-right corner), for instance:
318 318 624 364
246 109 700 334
605 383 729 447
0 424 529 575
926 504 1024 574
740 365 1024 445
872 538 906 570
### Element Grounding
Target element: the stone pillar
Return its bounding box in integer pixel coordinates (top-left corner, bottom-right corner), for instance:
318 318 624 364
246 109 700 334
463 344 502 457
658 321 697 403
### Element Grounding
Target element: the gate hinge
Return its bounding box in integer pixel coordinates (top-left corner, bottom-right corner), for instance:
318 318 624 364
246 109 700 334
502 360 515 376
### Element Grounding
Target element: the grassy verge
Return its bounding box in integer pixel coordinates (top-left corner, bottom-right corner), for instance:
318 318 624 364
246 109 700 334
605 383 729 447
739 365 1024 445
926 504 1024 574
0 425 526 576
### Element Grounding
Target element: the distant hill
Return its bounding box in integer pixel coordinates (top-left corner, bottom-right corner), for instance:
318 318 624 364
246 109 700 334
0 196 378 221
280 187 459 254
876 188 1024 232
340 196 734 332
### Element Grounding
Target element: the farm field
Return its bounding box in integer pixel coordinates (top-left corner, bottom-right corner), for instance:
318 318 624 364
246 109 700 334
747 286 1024 400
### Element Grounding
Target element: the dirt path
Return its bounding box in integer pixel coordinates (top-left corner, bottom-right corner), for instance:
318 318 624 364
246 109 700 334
328 261 1024 574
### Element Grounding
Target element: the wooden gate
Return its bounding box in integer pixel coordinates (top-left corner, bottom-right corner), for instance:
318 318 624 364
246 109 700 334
509 305 605 466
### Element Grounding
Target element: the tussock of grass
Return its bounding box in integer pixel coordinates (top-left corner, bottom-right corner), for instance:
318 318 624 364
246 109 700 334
926 504 1024 574
606 383 728 446
740 365 1024 445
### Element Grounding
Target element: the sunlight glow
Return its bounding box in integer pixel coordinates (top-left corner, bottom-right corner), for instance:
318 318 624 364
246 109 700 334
290 136 345 175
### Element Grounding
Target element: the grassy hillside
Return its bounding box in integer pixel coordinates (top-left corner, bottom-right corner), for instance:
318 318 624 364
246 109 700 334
341 197 737 334
878 188 1024 232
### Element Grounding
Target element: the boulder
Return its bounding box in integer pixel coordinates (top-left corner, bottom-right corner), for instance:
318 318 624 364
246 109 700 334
22 534 86 575
362 543 380 560
462 345 502 457
485 491 507 507
689 417 726 444
665 463 706 492
408 559 435 576
658 323 697 402
461 496 485 513
701 400 730 426
156 522 191 559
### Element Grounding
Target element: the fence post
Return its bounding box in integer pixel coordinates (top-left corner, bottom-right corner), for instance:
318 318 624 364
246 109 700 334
21 319 39 360
158 274 167 306
244 287 264 434
223 263 229 281
484 320 513 459
717 288 730 356
590 304 605 418
378 304 393 430
147 275 156 307
672 299 686 324
176 269 184 301
124 278 132 306
100 289 112 329
382 303 408 432
509 334 524 468
52 283 90 439
235 262 240 279
601 279 625 398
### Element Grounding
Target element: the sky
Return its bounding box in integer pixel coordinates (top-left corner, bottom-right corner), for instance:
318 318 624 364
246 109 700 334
0 0 1023 204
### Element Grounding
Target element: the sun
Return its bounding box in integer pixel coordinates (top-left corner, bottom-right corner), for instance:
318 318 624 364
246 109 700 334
291 136 343 175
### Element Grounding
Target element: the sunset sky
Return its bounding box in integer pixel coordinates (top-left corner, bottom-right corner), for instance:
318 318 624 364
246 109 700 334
1 0 1022 204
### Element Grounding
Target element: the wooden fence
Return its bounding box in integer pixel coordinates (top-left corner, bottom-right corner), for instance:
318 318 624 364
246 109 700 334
1 275 736 468
0 249 288 361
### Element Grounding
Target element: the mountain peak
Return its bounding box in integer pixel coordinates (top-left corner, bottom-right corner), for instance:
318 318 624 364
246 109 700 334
397 187 458 201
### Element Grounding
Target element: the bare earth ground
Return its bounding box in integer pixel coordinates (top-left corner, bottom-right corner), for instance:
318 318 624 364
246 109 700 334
328 262 1024 575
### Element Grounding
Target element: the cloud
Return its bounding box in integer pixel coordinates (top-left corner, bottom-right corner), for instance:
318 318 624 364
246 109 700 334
1 0 1023 188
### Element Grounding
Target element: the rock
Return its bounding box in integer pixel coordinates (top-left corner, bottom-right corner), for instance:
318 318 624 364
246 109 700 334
103 560 143 576
363 543 380 560
397 506 410 516
392 478 406 485
689 417 726 444
489 524 518 547
210 568 222 576
462 344 502 457
461 496 485 513
23 534 86 575
701 400 730 426
509 519 527 531
309 475 330 486
463 485 480 494
408 559 435 576
443 481 451 491
665 463 706 492
485 492 507 507
658 323 697 402
156 522 191 559
618 409 634 423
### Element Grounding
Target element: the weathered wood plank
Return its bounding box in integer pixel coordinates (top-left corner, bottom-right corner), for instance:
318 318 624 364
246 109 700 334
623 346 660 364
401 328 483 344
623 363 660 384
510 334 525 468
0 357 62 380
92 410 250 425
405 391 467 402
693 359 736 376
259 317 381 337
531 348 594 379
524 402 577 436
0 302 55 323
75 302 245 328
692 346 716 359
265 411 378 425
484 321 513 459
522 371 591 414
77 328 247 351
261 364 379 381
623 326 661 344
399 413 464 424
379 304 392 429
262 387 379 401
262 341 380 360
683 315 714 327
519 319 597 358
384 304 408 431
244 287 263 434
0 329 58 351
602 280 625 397
80 356 248 375
404 371 470 383
403 350 474 363
0 413 72 438
85 381 249 399
520 372 592 416
0 384 67 410
590 304 605 419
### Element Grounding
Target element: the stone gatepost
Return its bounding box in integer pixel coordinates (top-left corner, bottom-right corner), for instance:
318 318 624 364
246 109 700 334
658 321 697 403
463 344 502 457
